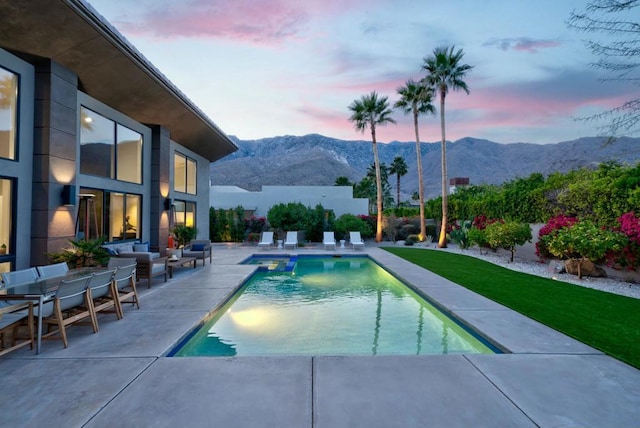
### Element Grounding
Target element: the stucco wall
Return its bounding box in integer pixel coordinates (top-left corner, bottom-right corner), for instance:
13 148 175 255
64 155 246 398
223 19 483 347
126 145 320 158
210 185 369 218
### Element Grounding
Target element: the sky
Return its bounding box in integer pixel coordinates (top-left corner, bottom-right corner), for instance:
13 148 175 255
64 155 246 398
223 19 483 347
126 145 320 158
86 0 638 144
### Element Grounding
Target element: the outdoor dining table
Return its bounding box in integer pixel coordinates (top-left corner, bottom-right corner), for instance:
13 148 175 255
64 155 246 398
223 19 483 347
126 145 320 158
2 266 109 354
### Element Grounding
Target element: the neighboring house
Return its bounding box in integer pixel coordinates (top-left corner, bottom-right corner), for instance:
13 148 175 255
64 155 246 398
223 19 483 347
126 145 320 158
449 177 470 194
0 0 237 273
210 186 369 218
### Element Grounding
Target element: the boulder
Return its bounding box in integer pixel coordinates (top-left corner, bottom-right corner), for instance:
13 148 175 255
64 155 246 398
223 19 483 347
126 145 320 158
565 259 607 278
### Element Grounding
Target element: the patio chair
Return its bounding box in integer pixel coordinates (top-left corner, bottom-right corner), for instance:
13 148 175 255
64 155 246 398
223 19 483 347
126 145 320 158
36 262 69 279
0 299 35 356
258 231 274 249
284 231 298 249
108 257 138 268
1 267 38 287
182 240 212 266
323 231 337 250
42 275 96 348
111 263 140 318
350 231 365 250
86 269 119 330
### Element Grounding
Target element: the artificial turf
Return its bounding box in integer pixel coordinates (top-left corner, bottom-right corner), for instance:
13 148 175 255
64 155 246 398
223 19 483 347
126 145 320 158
383 247 640 369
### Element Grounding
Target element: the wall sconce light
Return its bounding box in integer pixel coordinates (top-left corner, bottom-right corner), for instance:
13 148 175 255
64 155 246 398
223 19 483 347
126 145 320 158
61 184 76 206
164 198 173 211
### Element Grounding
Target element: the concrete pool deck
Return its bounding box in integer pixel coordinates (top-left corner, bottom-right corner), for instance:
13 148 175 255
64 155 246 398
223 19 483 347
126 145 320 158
1 245 639 427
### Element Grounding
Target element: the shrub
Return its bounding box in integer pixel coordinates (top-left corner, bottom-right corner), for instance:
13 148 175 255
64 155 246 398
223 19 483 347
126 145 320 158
267 202 310 236
610 212 640 271
536 215 578 258
484 221 532 262
468 227 488 250
49 238 109 267
334 214 373 240
404 234 419 245
544 220 626 278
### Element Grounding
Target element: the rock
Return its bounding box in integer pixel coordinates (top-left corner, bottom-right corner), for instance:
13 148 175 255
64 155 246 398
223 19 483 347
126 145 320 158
565 259 607 278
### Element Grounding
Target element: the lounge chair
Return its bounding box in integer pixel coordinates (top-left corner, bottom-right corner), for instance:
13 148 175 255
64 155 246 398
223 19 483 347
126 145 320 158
258 231 274 249
284 231 298 249
350 231 365 250
182 240 212 266
323 231 336 250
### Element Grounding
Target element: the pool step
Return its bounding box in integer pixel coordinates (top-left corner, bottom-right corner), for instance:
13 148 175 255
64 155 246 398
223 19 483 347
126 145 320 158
284 256 297 272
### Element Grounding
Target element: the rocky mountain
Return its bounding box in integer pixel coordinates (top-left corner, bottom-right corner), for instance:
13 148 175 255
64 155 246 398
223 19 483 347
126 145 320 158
209 134 640 201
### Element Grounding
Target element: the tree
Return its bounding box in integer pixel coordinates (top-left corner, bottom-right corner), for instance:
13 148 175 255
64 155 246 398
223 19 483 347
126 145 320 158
334 176 352 186
422 46 474 247
395 79 436 240
567 0 640 139
349 91 396 242
366 162 393 209
389 156 408 208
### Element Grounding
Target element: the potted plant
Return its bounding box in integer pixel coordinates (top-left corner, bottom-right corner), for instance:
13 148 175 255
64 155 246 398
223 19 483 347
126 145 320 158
48 238 110 267
172 225 198 249
0 243 6 255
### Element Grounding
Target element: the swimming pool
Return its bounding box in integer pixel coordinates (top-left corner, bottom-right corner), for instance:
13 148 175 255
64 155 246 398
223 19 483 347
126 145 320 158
170 256 498 357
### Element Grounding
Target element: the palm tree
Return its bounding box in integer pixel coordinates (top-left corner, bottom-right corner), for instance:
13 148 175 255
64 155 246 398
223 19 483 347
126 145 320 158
334 176 352 186
366 162 393 209
348 92 396 242
389 156 408 208
422 46 473 248
394 80 436 240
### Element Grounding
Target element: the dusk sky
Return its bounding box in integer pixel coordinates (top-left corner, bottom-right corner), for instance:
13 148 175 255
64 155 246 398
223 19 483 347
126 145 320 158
87 0 637 144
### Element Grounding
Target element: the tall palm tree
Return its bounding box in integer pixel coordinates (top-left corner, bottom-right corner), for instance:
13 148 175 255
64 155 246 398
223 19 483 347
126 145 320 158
422 46 473 248
366 162 393 209
349 92 396 242
389 156 408 207
394 80 436 239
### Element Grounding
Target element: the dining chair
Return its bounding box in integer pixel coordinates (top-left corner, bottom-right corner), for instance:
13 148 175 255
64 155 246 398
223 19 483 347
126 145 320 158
0 299 35 356
1 267 39 286
111 263 139 319
36 262 69 279
86 269 118 331
41 275 95 348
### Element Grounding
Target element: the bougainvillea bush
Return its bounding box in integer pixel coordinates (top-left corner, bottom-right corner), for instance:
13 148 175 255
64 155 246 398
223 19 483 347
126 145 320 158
536 215 578 259
608 212 640 271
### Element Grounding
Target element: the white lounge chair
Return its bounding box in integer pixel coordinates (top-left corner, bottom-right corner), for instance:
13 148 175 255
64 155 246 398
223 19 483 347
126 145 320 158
350 231 365 250
258 231 274 249
323 231 336 250
284 231 298 249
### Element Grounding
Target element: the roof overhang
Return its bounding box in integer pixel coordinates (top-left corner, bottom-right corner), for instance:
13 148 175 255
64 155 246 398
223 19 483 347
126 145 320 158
0 0 237 162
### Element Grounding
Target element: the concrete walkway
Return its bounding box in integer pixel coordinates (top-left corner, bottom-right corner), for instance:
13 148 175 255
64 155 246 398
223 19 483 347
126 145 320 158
1 245 639 427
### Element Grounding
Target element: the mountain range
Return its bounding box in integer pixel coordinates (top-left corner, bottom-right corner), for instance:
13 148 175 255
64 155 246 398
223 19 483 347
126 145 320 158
209 134 640 201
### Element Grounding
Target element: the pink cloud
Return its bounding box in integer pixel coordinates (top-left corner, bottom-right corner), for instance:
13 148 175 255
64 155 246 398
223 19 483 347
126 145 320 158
115 0 369 44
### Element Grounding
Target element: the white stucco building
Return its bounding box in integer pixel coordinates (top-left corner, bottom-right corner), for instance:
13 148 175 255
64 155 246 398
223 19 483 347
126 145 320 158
210 186 369 218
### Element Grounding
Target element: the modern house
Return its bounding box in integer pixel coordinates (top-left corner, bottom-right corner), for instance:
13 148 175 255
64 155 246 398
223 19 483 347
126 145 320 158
0 0 237 273
210 185 369 218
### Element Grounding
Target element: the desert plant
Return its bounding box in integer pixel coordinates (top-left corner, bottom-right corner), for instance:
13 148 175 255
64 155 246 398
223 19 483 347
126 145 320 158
404 234 419 246
449 220 473 249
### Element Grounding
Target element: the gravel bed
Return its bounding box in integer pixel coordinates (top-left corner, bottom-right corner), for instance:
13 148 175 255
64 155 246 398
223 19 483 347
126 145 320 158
408 243 640 300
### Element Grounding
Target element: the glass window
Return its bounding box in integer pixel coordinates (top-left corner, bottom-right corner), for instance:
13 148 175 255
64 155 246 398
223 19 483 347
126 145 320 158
174 152 197 195
80 107 115 178
173 200 196 228
78 188 140 242
0 67 18 160
0 178 12 255
116 124 142 184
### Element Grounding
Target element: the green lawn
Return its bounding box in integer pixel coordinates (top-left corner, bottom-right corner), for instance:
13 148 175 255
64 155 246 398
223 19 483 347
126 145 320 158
383 247 640 369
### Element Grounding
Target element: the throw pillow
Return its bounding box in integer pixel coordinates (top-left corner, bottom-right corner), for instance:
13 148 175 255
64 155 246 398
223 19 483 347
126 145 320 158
191 243 205 251
104 246 118 256
133 243 149 252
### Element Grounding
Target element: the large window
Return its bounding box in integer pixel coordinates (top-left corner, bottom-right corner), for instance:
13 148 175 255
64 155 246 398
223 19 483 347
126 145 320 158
77 188 141 242
173 200 195 228
0 178 13 273
80 107 143 184
0 66 18 160
174 152 196 194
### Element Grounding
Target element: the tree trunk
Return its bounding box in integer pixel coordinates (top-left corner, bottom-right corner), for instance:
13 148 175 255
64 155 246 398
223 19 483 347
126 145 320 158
396 174 401 208
371 125 383 242
438 91 448 248
414 107 426 241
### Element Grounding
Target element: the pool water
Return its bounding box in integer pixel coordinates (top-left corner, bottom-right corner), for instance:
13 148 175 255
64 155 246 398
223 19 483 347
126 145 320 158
170 256 497 357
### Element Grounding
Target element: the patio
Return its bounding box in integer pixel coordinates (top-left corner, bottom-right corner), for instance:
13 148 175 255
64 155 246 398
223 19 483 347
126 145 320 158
1 246 639 427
